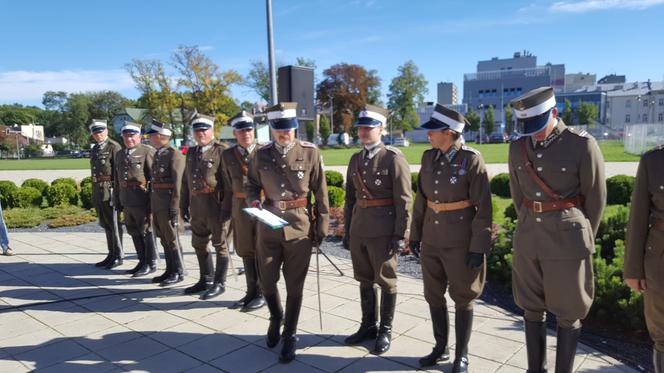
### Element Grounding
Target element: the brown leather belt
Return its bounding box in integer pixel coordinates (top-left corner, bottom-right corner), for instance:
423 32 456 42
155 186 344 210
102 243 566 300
427 199 472 213
152 183 175 190
523 196 584 213
356 198 394 208
653 219 664 231
92 175 112 183
119 180 145 188
192 185 216 196
266 198 308 210
233 191 247 199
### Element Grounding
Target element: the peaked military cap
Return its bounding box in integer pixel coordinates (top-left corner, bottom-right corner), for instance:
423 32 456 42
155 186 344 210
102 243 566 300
510 86 556 136
228 110 255 130
147 119 173 136
121 121 142 134
89 119 108 133
355 104 389 127
421 104 467 133
266 102 298 130
191 113 215 130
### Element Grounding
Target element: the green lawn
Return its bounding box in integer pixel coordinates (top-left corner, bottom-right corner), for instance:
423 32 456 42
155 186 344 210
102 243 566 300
0 140 639 170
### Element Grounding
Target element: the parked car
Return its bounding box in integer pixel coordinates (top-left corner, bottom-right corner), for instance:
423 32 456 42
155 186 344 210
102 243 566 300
70 150 82 158
488 133 508 144
80 150 91 158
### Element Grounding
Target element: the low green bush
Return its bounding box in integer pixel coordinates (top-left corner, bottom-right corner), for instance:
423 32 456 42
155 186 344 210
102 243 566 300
21 178 49 196
0 180 18 208
46 183 78 207
327 186 345 208
10 186 43 208
490 173 511 198
325 170 344 188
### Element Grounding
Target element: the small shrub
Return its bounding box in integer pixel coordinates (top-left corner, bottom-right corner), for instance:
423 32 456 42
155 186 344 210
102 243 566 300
51 177 78 190
21 178 49 196
504 203 517 221
80 176 93 189
80 183 93 209
0 180 18 208
490 173 511 198
325 170 344 188
606 175 635 205
327 186 345 208
10 187 43 208
46 183 78 207
4 207 43 228
411 172 419 192
48 213 97 228
42 205 85 219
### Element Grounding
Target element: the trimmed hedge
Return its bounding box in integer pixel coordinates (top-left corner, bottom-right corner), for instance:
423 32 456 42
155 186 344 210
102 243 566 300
490 173 511 198
411 172 419 192
46 183 78 207
328 186 345 208
80 176 93 189
80 183 93 209
325 170 344 188
606 175 635 205
21 178 49 196
0 180 18 208
10 186 43 208
51 177 78 190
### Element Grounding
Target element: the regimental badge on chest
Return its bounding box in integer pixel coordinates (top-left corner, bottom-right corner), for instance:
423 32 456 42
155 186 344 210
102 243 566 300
375 179 382 186
449 176 458 184
297 171 304 180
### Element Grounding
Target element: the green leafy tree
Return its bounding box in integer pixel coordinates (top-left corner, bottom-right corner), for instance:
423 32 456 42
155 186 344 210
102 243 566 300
466 108 481 132
577 102 597 125
483 105 496 135
245 60 272 103
504 105 514 135
387 60 428 132
319 114 331 146
562 99 574 125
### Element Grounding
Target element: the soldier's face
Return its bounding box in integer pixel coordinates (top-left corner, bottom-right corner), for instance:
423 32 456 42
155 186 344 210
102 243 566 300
150 133 169 148
532 107 558 141
122 132 140 148
194 128 214 146
234 128 255 148
91 129 108 143
358 126 382 144
272 129 295 146
427 130 446 148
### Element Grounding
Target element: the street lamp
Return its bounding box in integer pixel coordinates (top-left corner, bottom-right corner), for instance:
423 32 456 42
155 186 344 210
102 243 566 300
266 0 278 105
478 104 485 144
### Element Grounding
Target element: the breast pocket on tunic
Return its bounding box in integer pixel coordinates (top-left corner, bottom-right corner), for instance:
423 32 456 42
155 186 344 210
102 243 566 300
290 161 309 190
555 215 594 259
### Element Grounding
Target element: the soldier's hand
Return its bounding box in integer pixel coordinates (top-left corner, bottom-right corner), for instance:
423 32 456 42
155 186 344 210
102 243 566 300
465 252 485 269
342 234 350 251
624 278 647 293
388 237 405 256
251 200 263 209
409 240 421 258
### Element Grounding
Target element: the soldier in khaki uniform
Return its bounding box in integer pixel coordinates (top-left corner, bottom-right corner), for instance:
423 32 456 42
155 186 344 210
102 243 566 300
508 87 606 373
410 105 492 372
89 119 124 269
343 105 412 355
113 122 158 277
180 114 232 298
246 102 329 363
624 144 664 372
220 111 265 311
147 120 186 285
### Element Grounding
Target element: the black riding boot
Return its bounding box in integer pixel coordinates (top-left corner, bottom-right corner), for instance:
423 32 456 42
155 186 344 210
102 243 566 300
162 248 184 285
525 320 548 373
184 251 213 294
452 309 473 373
374 291 396 355
231 257 265 311
105 227 124 269
555 326 580 373
133 233 157 277
126 234 146 275
345 286 378 345
202 255 228 300
153 248 171 283
419 306 450 367
279 295 303 363
654 348 664 373
95 230 114 267
265 292 284 348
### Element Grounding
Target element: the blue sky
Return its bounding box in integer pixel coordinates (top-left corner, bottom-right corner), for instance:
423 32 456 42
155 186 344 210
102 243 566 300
1 0 663 106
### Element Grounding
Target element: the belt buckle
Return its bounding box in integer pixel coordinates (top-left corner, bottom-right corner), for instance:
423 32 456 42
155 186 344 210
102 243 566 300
533 201 543 213
278 201 287 210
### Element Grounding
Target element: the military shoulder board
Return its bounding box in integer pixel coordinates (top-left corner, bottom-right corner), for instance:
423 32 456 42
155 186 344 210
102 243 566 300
385 145 402 154
569 128 590 138
300 141 317 148
461 145 480 155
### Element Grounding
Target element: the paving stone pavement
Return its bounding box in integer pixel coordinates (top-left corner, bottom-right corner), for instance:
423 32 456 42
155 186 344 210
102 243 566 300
0 232 639 372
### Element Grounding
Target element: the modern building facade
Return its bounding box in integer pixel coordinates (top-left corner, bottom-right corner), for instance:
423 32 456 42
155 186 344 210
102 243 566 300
437 82 458 105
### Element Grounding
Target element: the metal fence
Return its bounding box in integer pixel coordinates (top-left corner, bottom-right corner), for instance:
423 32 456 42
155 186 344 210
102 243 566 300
624 123 664 154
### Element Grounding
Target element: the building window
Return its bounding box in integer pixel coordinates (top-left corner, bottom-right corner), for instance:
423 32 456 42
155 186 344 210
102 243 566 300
625 114 630 123
659 98 664 106
643 114 648 122
625 100 631 108
644 100 649 107
659 113 664 122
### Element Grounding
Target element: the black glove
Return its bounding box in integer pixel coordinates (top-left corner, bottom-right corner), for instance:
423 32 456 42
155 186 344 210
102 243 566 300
388 237 405 255
342 234 350 251
409 240 421 258
181 209 190 223
465 252 485 269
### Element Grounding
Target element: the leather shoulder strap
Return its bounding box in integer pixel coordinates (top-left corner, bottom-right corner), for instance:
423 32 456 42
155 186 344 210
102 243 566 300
518 139 561 200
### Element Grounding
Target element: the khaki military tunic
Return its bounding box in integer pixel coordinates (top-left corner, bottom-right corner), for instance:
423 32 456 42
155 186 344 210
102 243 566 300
410 141 492 310
344 143 412 293
221 144 257 258
508 119 606 328
180 140 230 255
625 145 664 350
246 140 329 298
90 138 123 255
114 144 155 240
150 145 185 252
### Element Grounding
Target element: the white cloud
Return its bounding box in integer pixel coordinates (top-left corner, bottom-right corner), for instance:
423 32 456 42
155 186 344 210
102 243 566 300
548 0 664 13
0 69 135 102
